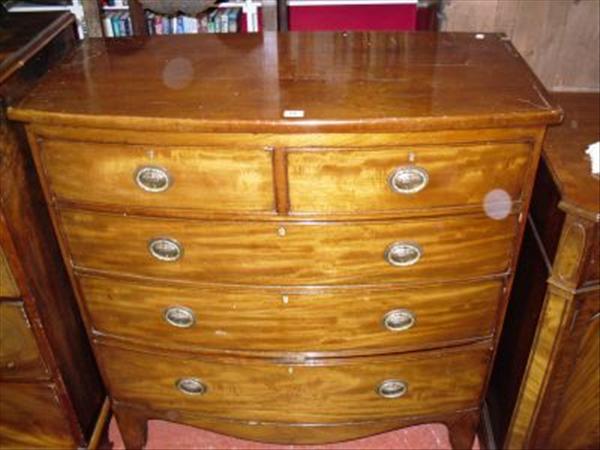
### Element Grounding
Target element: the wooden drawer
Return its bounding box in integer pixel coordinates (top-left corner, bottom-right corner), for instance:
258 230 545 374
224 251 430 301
0 302 48 380
62 210 517 286
0 247 19 297
96 342 490 423
82 275 501 355
39 139 274 213
287 142 531 214
0 382 74 449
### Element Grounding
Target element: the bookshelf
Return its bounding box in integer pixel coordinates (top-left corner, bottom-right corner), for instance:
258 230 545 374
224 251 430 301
97 0 266 37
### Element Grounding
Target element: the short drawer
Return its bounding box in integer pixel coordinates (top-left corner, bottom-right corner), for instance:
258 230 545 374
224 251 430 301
39 140 274 212
96 342 490 423
0 382 74 448
62 210 517 286
82 276 501 354
287 142 531 214
0 302 48 380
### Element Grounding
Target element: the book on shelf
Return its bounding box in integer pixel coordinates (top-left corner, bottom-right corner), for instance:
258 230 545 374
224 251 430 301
102 11 133 37
143 7 242 35
101 0 129 7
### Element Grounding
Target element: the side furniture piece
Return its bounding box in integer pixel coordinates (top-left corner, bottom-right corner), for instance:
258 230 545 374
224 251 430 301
8 32 561 449
485 93 599 449
4 1 86 38
0 12 107 449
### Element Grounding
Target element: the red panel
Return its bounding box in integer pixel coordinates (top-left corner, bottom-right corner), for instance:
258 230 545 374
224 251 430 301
288 5 417 31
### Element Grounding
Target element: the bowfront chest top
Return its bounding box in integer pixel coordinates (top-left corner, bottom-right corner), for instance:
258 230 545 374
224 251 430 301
8 32 561 449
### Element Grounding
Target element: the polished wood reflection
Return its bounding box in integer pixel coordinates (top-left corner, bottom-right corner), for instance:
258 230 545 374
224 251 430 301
81 275 502 355
97 341 491 424
9 33 561 133
40 140 275 213
61 210 517 286
287 142 531 214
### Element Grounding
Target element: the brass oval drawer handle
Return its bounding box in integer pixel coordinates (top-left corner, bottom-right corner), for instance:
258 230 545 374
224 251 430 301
148 237 183 262
163 306 195 328
377 379 408 399
384 242 422 267
388 166 429 195
175 378 207 396
135 166 171 193
382 309 416 332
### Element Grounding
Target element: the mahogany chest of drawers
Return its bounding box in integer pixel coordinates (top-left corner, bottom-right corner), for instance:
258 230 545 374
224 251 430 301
0 12 106 449
9 31 561 449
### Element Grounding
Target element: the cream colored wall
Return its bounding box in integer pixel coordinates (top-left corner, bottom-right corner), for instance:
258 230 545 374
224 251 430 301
441 0 600 92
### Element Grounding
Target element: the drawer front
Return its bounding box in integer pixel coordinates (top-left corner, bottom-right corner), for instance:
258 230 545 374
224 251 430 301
287 142 531 214
82 276 501 354
97 343 490 423
39 140 274 212
0 302 48 380
0 247 19 297
0 382 74 449
62 211 517 286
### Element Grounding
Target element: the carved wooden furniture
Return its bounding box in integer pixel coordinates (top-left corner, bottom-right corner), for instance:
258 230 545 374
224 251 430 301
485 93 599 449
0 11 107 449
8 32 561 449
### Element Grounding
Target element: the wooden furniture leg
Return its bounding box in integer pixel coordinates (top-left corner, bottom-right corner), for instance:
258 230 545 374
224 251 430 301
447 411 479 450
113 404 148 450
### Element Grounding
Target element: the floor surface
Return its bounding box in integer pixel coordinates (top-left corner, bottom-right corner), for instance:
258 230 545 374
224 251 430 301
107 418 480 449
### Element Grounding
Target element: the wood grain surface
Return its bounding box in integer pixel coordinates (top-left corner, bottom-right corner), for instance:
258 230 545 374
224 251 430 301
0 11 105 447
287 142 531 214
61 210 517 286
0 301 48 380
97 341 491 424
8 33 561 133
0 382 75 449
80 275 502 356
504 284 573 449
486 93 599 450
543 93 600 221
0 247 19 297
40 139 275 213
544 300 599 449
506 215 599 449
8 29 559 450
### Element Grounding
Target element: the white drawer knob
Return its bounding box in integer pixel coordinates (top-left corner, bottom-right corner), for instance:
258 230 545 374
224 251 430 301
135 166 171 193
388 166 429 194
384 242 422 267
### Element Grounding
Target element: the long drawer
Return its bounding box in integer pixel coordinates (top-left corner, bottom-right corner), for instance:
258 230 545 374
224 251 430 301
0 301 48 380
287 142 531 214
39 140 275 213
61 210 517 286
96 342 491 423
81 275 501 354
